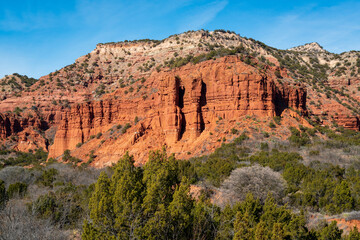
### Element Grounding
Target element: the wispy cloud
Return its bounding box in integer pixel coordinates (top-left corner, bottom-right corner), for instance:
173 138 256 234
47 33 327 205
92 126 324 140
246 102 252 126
1 0 359 78
260 1 360 52
0 0 207 78
178 0 228 32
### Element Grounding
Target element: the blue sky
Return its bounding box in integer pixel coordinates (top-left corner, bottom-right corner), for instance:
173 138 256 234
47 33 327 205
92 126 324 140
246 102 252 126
1 0 360 78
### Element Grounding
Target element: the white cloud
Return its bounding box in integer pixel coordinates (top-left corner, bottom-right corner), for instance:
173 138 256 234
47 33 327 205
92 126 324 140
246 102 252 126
178 0 228 32
260 1 360 52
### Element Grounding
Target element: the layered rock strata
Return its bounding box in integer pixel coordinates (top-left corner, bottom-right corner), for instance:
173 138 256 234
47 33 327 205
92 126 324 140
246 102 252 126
49 56 307 161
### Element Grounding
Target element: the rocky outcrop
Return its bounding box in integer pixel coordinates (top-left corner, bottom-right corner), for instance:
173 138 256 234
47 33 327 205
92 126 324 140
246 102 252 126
0 113 47 138
155 57 306 144
334 114 360 130
0 113 49 151
288 42 327 53
49 56 307 162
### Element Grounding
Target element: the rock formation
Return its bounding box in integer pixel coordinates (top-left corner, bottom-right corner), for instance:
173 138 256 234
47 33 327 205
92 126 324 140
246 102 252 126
48 56 307 164
1 29 360 166
0 113 48 139
0 112 49 151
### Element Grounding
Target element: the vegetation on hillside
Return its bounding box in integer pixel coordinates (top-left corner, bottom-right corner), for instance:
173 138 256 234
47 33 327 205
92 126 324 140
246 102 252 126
82 150 349 239
2 126 360 238
2 29 360 239
0 73 38 92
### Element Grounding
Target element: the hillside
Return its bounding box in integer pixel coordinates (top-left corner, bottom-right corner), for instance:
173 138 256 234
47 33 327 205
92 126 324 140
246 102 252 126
1 29 360 166
2 29 360 239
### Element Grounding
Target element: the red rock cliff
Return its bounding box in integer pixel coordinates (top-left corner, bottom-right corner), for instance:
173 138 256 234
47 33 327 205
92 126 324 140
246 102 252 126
0 113 48 138
49 56 307 164
0 112 49 151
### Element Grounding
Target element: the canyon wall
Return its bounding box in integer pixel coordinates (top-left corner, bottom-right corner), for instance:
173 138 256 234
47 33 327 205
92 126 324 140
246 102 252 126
0 113 49 151
0 113 48 139
48 56 307 161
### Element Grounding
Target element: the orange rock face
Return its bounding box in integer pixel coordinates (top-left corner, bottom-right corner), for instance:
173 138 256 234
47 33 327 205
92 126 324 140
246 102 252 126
327 218 360 235
0 112 49 151
48 56 307 165
334 114 360 130
0 113 46 139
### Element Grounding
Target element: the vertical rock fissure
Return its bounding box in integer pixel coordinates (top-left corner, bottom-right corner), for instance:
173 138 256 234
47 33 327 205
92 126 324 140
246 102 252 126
5 118 11 137
178 85 186 140
78 107 84 143
199 81 207 133
13 119 22 134
179 85 185 109
274 89 288 116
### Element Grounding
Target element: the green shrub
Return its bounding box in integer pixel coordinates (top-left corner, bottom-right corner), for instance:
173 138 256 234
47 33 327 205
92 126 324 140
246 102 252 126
13 107 23 115
32 192 57 219
37 168 58 187
233 132 248 144
32 183 91 228
0 180 7 209
309 150 320 156
62 150 71 161
121 123 131 134
288 127 310 146
260 142 269 151
269 121 276 128
7 182 28 198
0 148 48 168
273 116 282 125
275 69 282 78
262 131 270 138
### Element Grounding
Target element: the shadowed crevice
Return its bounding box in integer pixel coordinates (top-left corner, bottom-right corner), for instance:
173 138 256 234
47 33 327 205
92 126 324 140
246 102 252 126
199 81 207 133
